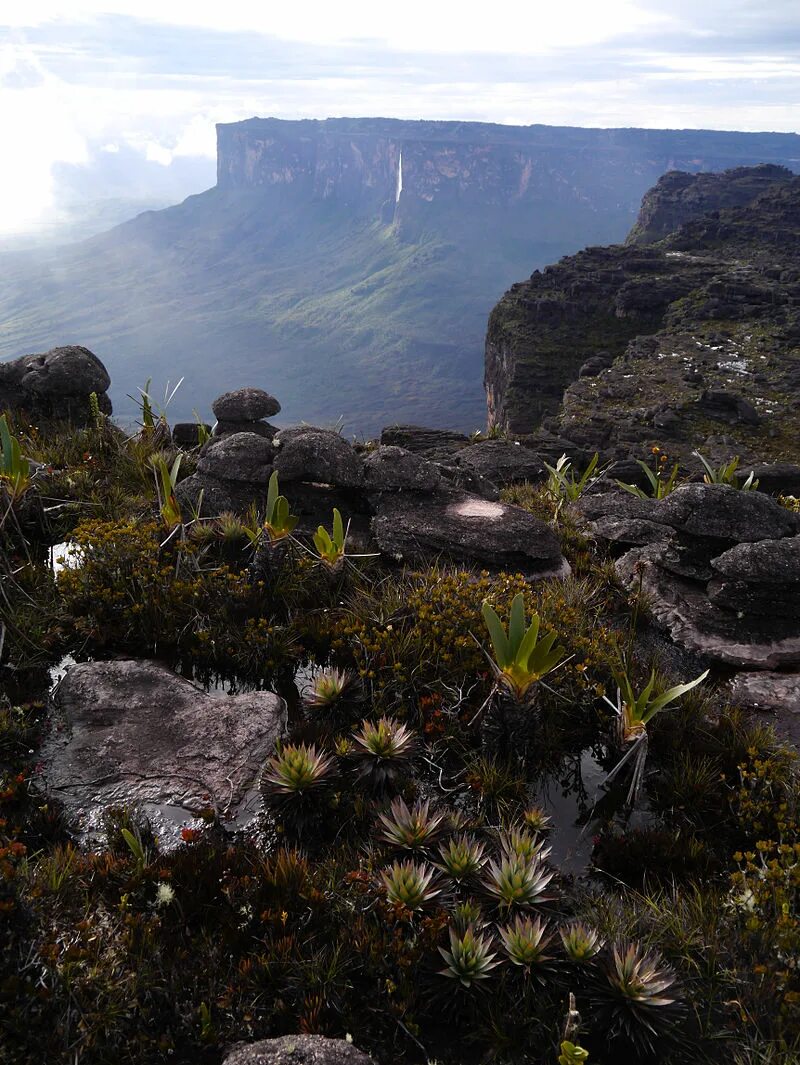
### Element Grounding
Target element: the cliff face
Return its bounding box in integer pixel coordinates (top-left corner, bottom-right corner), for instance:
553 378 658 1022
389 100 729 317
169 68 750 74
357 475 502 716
485 167 800 464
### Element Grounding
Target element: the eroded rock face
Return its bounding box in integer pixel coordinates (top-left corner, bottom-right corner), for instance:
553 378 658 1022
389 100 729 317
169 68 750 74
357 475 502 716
362 445 441 492
372 490 566 575
223 1035 375 1065
656 484 799 542
212 387 281 422
0 345 112 423
198 432 275 484
453 439 546 487
274 427 363 487
380 424 469 459
42 660 285 844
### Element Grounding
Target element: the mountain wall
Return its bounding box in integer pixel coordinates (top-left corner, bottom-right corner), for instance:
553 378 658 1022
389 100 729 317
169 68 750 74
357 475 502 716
2 119 800 434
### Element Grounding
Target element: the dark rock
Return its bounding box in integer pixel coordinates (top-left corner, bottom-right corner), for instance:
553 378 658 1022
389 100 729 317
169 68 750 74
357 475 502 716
607 459 656 493
175 473 265 517
0 345 112 423
212 387 281 421
697 390 761 425
172 422 211 448
223 1035 375 1065
43 660 285 845
372 490 566 575
655 484 799 542
362 446 441 492
711 534 800 582
738 462 800 496
454 440 546 486
197 432 274 484
589 516 674 551
573 488 658 524
274 427 362 487
214 420 279 440
730 672 800 748
578 355 613 378
380 424 469 456
436 463 500 501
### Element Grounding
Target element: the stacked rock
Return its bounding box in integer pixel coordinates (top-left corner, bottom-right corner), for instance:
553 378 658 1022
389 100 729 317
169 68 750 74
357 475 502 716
0 345 112 424
212 388 281 439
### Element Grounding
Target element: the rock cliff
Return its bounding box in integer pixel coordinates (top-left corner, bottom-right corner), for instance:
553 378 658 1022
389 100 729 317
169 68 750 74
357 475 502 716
485 166 800 463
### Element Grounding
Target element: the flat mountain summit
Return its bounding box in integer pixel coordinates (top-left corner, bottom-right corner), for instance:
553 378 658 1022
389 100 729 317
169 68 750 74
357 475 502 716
1 118 799 432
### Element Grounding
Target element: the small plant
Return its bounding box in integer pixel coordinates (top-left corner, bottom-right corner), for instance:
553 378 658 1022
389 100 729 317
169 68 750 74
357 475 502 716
439 924 500 988
377 796 448 852
499 913 554 970
260 743 336 809
592 941 685 1055
306 668 360 710
603 667 709 804
313 507 346 567
616 447 680 500
435 834 487 883
545 452 606 513
558 1043 589 1065
481 592 568 702
88 391 104 430
350 716 417 790
482 854 555 911
500 826 550 864
522 806 553 834
381 859 442 910
192 410 211 446
560 922 604 963
451 898 486 934
694 450 758 490
152 453 183 529
263 471 298 542
0 414 32 501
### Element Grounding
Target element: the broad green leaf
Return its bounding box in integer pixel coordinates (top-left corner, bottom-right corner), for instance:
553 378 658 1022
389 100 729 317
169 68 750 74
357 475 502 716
481 602 511 668
508 593 526 658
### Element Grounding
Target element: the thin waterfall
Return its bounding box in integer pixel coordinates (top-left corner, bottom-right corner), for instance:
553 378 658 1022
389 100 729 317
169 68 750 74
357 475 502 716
395 150 403 203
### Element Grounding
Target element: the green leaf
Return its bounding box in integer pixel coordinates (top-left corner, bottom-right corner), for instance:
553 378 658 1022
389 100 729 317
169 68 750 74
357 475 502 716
332 507 344 549
516 612 541 671
508 593 526 658
641 670 709 723
481 601 511 668
267 470 279 520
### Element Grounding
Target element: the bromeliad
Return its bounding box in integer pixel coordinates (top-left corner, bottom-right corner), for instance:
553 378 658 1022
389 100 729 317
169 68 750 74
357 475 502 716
481 592 568 702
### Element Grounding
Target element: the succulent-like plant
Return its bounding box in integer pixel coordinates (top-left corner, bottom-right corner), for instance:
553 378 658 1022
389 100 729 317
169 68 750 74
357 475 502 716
498 913 554 970
560 922 604 963
450 898 486 934
263 471 299 542
435 833 487 883
350 717 417 790
439 924 500 988
215 511 248 542
381 859 442 911
500 826 551 864
482 854 555 911
313 507 346 567
260 743 336 808
481 592 568 702
521 806 553 834
591 941 686 1055
306 668 360 711
558 1042 589 1065
0 414 32 502
377 796 449 852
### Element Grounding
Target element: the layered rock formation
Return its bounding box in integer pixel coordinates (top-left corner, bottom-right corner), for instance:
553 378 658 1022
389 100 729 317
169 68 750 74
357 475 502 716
486 167 800 464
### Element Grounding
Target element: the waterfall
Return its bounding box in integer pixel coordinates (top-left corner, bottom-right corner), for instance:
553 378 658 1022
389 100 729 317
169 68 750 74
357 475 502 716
396 151 403 204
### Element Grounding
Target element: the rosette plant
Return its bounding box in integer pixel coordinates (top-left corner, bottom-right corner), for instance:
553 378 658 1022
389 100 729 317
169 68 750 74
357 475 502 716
439 925 500 989
481 593 567 703
350 716 417 791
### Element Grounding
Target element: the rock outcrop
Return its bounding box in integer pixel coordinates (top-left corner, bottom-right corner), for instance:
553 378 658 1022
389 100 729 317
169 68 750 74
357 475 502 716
42 660 286 845
223 1036 375 1065
0 345 112 423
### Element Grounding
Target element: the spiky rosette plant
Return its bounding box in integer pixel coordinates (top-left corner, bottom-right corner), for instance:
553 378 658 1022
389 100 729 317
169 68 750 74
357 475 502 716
305 669 361 712
439 925 500 989
350 716 417 791
260 743 336 823
381 859 442 911
499 914 555 976
560 922 604 964
590 941 686 1056
450 899 486 935
522 806 553 834
482 854 556 911
500 826 551 864
435 834 487 883
377 796 449 852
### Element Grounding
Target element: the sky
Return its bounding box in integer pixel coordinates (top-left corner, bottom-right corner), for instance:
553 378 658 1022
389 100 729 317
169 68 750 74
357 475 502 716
1 0 799 236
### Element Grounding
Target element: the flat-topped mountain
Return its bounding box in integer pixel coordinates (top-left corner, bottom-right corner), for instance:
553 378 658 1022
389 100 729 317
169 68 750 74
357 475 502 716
2 118 799 432
485 165 800 464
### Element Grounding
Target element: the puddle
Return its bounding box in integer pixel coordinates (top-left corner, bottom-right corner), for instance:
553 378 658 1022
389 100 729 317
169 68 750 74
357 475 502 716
49 541 83 572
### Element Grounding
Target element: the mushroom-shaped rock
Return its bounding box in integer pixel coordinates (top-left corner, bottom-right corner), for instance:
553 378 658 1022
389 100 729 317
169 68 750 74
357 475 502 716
223 1035 376 1065
454 440 546 487
273 426 362 487
17 345 111 395
362 445 441 492
372 491 566 575
198 432 274 484
212 387 281 422
655 483 800 542
41 660 286 845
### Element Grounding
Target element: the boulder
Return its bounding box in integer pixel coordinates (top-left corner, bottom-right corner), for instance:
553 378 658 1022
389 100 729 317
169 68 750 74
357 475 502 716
223 1035 375 1065
454 440 546 486
711 535 800 583
362 445 442 492
436 462 500 501
273 427 362 487
380 424 469 458
175 472 265 518
212 388 281 421
372 490 567 575
730 671 800 748
696 390 760 425
214 419 279 440
738 462 800 497
172 422 211 448
655 483 799 542
42 660 286 845
0 345 112 422
198 432 274 484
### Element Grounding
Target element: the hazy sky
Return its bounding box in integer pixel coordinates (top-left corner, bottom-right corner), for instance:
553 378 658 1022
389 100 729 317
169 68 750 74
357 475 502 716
1 0 799 234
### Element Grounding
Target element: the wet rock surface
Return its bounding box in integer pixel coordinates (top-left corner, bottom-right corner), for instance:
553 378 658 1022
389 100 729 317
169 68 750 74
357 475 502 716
223 1035 375 1065
42 660 285 843
372 490 566 574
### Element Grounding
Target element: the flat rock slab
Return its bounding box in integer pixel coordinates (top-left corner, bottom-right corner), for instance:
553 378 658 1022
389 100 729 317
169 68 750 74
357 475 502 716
454 439 546 486
42 660 285 844
224 1036 375 1065
372 490 567 575
731 671 800 748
